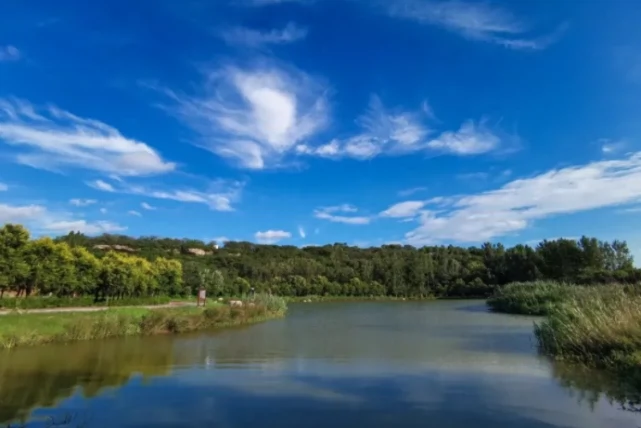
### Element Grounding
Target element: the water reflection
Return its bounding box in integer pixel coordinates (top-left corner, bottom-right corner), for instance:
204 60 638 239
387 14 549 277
552 362 641 413
0 336 174 423
0 301 640 428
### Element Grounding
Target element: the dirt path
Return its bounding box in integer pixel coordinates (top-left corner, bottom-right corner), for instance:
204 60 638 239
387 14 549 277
0 301 197 316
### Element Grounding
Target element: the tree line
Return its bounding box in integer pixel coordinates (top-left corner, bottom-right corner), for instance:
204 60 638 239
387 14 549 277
0 224 184 299
1 223 639 300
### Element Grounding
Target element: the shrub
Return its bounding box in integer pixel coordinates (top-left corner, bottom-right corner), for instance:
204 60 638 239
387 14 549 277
251 293 287 314
487 281 578 315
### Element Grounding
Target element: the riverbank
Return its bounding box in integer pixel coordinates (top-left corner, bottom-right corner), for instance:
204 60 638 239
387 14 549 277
0 295 287 349
487 281 641 374
285 295 438 303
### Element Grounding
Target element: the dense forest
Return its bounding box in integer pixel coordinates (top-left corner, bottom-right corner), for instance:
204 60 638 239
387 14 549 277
1 223 639 299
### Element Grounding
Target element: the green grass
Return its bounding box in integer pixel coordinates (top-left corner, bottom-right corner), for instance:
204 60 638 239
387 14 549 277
0 294 287 349
0 295 183 310
486 281 580 315
534 285 641 371
488 281 641 375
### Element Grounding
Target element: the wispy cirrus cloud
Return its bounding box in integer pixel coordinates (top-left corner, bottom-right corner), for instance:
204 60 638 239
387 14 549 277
398 186 427 197
88 178 243 212
0 98 175 176
159 60 328 169
141 202 157 210
599 138 627 155
298 226 306 238
314 204 371 224
69 198 97 207
378 0 565 51
0 45 21 62
404 151 641 245
220 23 308 47
380 201 426 218
0 202 125 235
426 120 502 155
297 96 505 159
0 182 8 192
88 180 115 192
128 210 142 217
242 0 313 6
297 95 431 159
255 229 291 244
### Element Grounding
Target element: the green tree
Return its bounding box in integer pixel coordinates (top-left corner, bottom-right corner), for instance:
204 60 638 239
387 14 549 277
24 238 75 296
0 224 30 297
71 246 100 296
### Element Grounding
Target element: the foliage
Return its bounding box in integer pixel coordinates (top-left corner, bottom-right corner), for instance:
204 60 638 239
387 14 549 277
533 285 641 371
1 223 640 302
251 293 287 314
0 225 185 302
487 281 578 315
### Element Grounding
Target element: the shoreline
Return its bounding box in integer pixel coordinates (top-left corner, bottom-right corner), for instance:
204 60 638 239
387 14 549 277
0 301 286 350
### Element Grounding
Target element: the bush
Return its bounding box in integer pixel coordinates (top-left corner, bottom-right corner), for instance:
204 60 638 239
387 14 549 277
251 293 287 314
487 281 579 315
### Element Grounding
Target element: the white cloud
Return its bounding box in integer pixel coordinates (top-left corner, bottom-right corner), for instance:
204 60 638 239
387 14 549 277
380 201 426 218
0 46 21 62
220 23 308 47
89 178 242 212
314 204 371 224
380 0 564 50
0 182 7 191
244 0 311 5
298 226 306 238
162 61 328 169
69 198 97 207
296 96 504 160
141 202 156 210
255 229 291 244
100 208 108 214
212 236 230 243
128 210 142 217
405 151 641 245
0 98 175 176
427 120 500 155
0 204 45 224
43 220 126 235
297 95 430 159
0 203 125 235
398 186 427 197
88 179 115 192
600 139 627 154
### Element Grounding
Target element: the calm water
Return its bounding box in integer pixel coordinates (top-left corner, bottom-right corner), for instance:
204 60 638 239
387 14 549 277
1 301 640 427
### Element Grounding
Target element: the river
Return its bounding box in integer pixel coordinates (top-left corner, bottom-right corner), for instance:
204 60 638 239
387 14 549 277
1 300 639 427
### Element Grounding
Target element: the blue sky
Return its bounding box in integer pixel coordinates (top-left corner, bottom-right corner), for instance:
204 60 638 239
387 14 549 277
1 0 641 257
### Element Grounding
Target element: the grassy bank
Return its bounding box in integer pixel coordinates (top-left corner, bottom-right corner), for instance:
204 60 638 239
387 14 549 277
0 294 287 349
534 286 641 372
486 281 580 315
487 281 641 373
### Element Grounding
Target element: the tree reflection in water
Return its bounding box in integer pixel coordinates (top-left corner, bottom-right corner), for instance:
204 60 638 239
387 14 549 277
552 362 641 413
0 336 174 424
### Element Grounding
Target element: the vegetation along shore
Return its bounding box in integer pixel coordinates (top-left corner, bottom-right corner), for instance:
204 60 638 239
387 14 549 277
488 281 641 379
2 223 639 303
0 293 287 349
